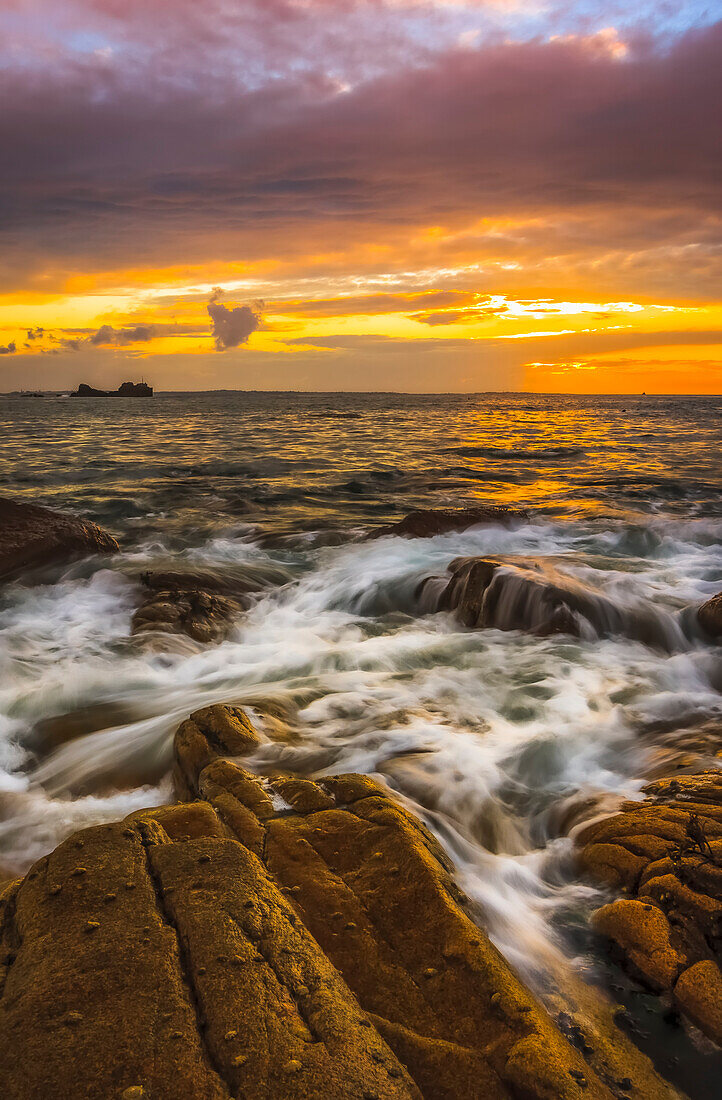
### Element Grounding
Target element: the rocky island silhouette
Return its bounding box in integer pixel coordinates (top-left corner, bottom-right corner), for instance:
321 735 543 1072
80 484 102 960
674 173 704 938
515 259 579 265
71 381 153 397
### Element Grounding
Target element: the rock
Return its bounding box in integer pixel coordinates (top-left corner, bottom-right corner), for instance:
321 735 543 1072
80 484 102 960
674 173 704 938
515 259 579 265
173 704 262 799
639 718 722 778
545 790 626 840
673 960 722 1045
131 563 289 646
591 899 688 990
137 562 291 597
367 506 527 541
424 556 680 648
30 702 146 756
698 591 722 638
0 496 118 582
259 528 352 550
71 381 152 397
0 703 680 1099
131 587 243 644
578 765 722 1042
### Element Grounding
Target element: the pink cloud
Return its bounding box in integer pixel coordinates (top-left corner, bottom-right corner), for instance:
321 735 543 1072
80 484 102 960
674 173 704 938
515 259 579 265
0 10 719 298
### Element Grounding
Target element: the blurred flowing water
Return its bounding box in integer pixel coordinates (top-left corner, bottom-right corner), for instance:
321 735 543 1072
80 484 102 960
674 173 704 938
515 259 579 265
1 390 721 1083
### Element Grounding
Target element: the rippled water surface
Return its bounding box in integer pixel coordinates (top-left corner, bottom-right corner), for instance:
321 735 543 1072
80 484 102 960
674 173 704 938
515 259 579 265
1 391 721 1087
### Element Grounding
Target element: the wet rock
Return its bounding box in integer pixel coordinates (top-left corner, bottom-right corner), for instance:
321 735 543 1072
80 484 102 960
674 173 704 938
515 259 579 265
424 556 681 648
578 767 722 1045
367 506 527 540
673 960 722 1044
131 563 289 646
426 556 594 636
698 592 722 638
131 587 243 644
546 790 627 840
0 496 118 582
173 704 262 800
30 701 146 756
591 900 688 991
0 702 680 1099
639 719 722 779
259 527 352 550
137 562 291 596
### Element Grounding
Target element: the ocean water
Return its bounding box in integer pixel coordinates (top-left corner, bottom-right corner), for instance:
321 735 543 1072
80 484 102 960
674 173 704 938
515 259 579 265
1 390 721 1081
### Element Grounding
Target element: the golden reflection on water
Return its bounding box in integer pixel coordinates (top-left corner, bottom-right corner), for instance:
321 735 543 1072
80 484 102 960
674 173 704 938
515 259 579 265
1 391 719 542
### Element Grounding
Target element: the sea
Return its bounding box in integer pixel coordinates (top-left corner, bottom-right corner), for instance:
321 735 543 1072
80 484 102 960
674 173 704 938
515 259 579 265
1 390 721 1089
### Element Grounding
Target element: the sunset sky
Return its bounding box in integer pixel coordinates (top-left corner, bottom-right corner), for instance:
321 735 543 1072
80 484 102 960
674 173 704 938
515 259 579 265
1 1 720 393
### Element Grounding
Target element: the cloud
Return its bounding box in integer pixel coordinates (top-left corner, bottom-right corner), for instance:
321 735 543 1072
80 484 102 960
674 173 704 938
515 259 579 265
0 341 16 354
89 324 155 345
89 324 116 346
127 325 154 341
276 290 476 316
207 291 261 350
0 19 719 297
412 302 509 324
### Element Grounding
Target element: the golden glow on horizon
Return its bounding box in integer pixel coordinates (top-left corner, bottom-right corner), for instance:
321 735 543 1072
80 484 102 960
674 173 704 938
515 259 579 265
524 344 722 394
1 232 720 391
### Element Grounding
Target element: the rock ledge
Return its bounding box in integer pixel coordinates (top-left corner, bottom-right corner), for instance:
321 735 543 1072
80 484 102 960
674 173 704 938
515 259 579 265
0 704 682 1099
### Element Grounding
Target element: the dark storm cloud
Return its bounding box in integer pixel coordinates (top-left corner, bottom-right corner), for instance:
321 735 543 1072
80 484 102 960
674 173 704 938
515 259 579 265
0 341 16 354
0 20 720 287
207 292 261 350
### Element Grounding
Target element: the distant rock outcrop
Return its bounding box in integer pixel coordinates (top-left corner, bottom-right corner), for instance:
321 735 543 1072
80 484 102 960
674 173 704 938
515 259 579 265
71 381 153 397
0 703 679 1099
0 496 118 582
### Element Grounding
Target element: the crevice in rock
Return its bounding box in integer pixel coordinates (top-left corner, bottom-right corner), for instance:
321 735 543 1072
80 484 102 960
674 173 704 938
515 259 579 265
136 822 233 1098
229 908 326 1048
0 883 21 1001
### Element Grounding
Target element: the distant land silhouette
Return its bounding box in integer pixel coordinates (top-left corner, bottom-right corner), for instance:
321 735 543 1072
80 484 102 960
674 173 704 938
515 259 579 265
71 381 153 397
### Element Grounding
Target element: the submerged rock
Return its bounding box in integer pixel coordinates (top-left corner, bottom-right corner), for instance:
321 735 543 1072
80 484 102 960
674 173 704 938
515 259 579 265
367 506 527 540
421 556 684 649
577 768 722 1045
698 592 722 638
138 562 291 596
0 703 679 1099
30 701 146 756
640 718 722 779
0 496 118 582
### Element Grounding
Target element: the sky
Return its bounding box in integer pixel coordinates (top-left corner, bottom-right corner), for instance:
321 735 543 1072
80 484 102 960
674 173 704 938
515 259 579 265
0 0 720 393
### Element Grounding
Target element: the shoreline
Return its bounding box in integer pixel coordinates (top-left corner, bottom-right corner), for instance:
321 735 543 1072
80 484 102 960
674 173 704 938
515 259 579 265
0 703 686 1100
1 488 721 1096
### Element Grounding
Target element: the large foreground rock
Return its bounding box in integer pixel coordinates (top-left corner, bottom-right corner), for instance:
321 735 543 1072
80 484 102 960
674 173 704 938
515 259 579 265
367 506 527 540
578 769 722 1045
0 496 118 581
0 703 680 1099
